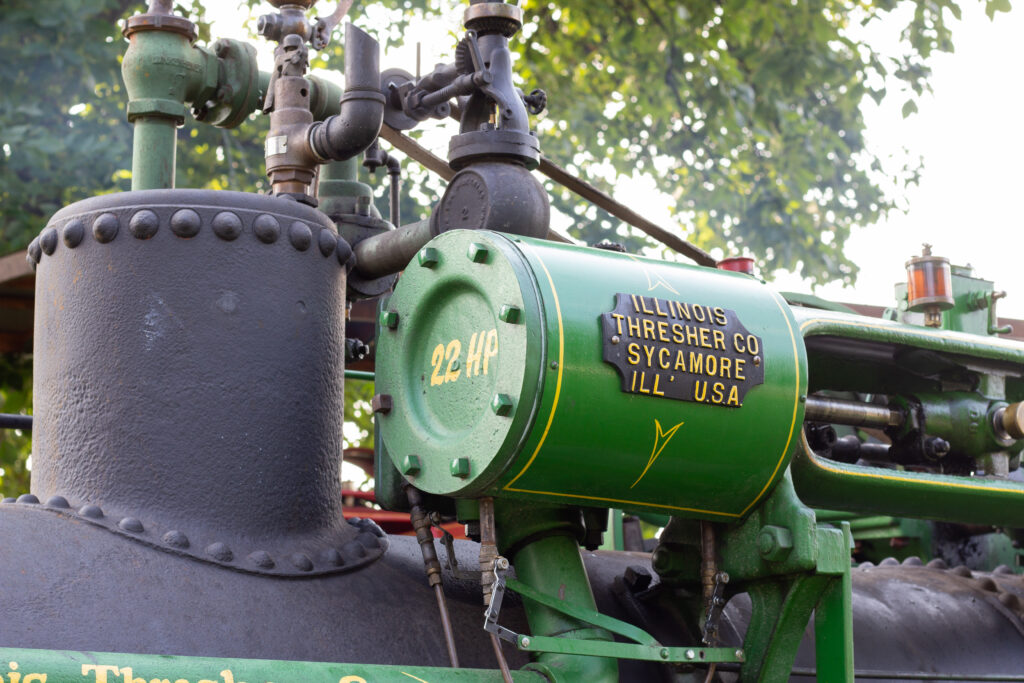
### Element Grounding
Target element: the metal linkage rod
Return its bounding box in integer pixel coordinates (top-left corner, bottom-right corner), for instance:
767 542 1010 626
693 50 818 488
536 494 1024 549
0 414 31 431
803 396 904 430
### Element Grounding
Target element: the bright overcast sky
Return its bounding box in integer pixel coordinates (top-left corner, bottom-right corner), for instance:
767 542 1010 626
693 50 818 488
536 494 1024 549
218 2 1024 316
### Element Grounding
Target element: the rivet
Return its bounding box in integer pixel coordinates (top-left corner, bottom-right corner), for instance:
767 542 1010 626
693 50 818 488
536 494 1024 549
380 310 400 329
27 238 42 263
118 517 144 533
170 208 201 238
92 213 119 243
903 556 923 566
498 305 522 324
343 540 367 559
659 648 669 660
468 242 490 263
26 253 36 271
926 558 948 570
976 576 999 592
16 494 39 504
879 557 899 566
753 356 761 366
611 335 620 344
401 455 422 475
550 361 559 370
685 649 695 660
357 531 380 550
321 548 344 566
45 495 70 508
521 636 531 648
248 550 275 569
206 542 233 562
735 649 744 660
129 209 159 240
163 530 190 549
212 211 242 241
62 219 85 248
418 247 440 268
336 239 353 267
371 394 393 414
39 227 58 255
79 504 104 519
1 497 16 503
951 565 973 577
289 221 312 251
253 214 281 243
994 564 1014 575
491 394 514 416
450 457 470 478
318 229 338 257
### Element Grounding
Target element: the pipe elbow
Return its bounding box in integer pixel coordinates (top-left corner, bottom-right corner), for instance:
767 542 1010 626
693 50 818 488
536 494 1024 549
309 94 385 162
308 23 385 162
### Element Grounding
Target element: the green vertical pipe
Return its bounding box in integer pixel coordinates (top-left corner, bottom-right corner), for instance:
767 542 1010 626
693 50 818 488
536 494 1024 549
512 533 619 683
131 116 178 190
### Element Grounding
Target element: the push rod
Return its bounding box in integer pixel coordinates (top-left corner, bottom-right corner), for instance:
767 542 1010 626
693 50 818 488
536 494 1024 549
803 396 903 430
0 414 31 431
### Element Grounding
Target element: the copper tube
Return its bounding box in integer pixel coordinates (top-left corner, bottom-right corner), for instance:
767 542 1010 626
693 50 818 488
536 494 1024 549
433 584 460 668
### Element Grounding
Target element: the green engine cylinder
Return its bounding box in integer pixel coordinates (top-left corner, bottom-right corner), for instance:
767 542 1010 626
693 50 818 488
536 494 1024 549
376 230 807 520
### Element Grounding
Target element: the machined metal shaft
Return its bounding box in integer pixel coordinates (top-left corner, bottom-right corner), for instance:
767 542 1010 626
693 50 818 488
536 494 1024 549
804 396 904 430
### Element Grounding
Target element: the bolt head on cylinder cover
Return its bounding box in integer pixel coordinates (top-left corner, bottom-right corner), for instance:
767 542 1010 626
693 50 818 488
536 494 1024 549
376 230 542 497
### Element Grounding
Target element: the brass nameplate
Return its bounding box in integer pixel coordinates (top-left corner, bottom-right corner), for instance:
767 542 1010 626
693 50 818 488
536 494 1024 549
601 293 765 406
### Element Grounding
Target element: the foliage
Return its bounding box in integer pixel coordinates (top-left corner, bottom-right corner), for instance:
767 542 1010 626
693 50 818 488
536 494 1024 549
507 0 1010 283
0 355 32 498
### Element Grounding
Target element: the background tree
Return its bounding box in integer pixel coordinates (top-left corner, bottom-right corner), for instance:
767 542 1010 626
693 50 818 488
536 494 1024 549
0 0 1012 494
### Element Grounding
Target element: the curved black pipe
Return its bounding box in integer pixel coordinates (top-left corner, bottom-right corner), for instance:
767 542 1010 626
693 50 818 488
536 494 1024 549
309 23 385 162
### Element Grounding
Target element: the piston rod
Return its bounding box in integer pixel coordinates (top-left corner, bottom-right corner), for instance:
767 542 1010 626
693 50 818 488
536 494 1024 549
803 396 904 430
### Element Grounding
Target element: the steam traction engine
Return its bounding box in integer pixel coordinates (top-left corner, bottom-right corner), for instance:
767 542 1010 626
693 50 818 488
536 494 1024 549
5 1 1024 681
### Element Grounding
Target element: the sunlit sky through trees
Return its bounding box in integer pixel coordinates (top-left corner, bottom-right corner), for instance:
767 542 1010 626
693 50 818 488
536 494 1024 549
213 1 1024 316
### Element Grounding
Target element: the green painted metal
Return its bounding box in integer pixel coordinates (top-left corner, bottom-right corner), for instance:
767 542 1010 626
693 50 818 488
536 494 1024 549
813 522 855 683
0 647 545 683
504 573 744 664
506 529 617 683
122 28 218 190
792 306 1024 526
893 263 1011 337
376 230 807 520
794 307 1024 367
515 636 743 664
344 369 375 381
793 426 1024 527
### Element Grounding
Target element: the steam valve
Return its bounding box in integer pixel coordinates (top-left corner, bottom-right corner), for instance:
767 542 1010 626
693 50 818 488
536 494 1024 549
906 244 955 327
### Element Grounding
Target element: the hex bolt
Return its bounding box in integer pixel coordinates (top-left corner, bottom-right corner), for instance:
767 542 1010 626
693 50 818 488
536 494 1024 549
491 394 514 417
520 636 531 648
371 394 393 414
468 242 490 263
498 304 522 324
356 195 372 217
685 649 695 660
380 310 400 329
735 649 745 660
757 525 794 562
450 457 471 478
401 455 422 475
418 247 440 268
659 648 669 660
